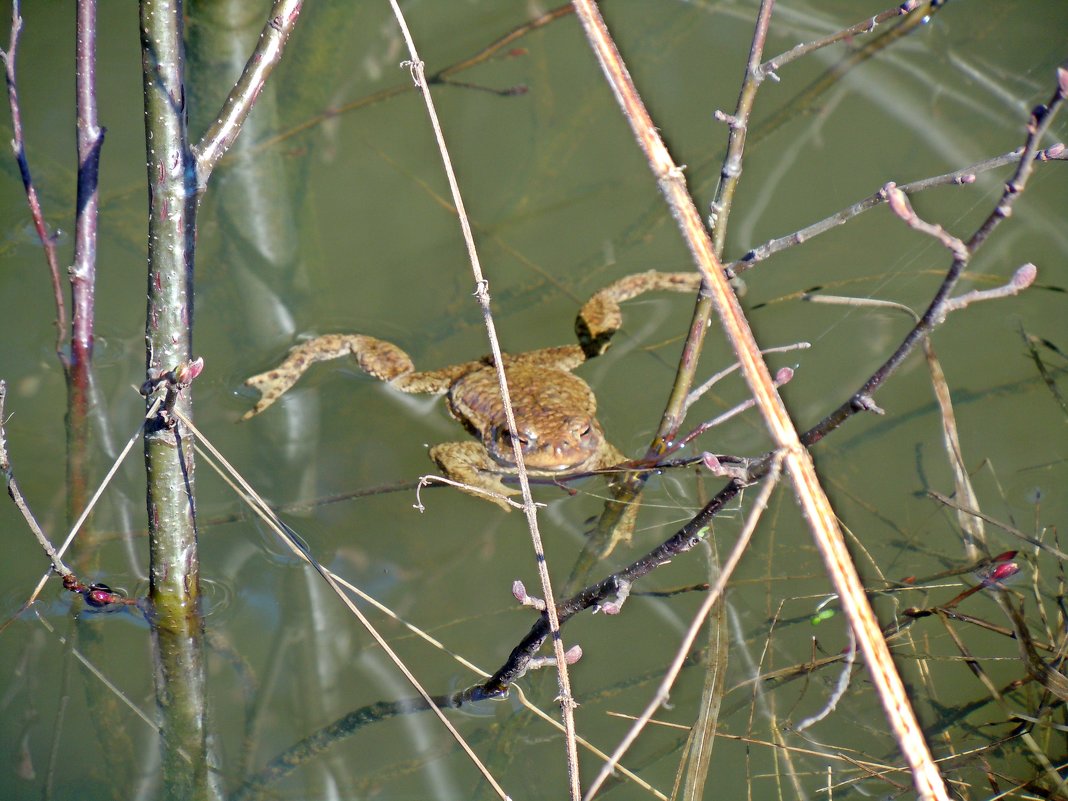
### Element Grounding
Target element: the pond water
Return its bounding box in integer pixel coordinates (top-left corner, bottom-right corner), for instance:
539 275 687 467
0 1 1066 799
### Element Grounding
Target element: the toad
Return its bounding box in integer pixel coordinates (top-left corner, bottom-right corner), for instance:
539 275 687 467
242 270 702 510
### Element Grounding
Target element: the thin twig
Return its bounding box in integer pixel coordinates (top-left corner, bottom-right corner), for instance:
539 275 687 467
883 183 968 260
388 3 582 797
730 144 1065 273
757 0 922 82
414 474 538 512
674 365 795 452
0 0 68 361
940 263 1037 318
0 381 71 579
23 393 162 607
683 342 809 413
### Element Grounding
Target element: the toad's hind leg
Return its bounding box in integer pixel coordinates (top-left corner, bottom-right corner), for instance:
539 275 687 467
576 270 703 358
242 334 416 419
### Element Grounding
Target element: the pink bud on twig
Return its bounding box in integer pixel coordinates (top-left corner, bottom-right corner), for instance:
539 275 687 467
512 579 546 610
563 645 583 665
1012 263 1037 290
884 184 912 220
987 562 1019 584
175 356 204 387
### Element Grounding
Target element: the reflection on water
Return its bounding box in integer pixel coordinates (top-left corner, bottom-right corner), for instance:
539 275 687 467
0 1 1066 799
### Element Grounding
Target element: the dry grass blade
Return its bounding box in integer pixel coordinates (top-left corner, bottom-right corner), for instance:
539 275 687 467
677 537 729 800
938 613 1068 796
1020 326 1068 419
927 492 1068 562
924 338 985 560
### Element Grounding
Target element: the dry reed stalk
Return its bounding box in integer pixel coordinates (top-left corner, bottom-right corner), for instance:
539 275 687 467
387 2 582 798
570 1 949 798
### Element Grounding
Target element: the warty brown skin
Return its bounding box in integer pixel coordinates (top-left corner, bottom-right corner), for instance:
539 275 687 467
242 271 703 509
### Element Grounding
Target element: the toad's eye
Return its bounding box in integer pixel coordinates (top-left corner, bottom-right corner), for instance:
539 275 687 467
500 429 531 447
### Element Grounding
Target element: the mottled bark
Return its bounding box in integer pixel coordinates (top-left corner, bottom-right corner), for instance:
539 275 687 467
139 1 213 798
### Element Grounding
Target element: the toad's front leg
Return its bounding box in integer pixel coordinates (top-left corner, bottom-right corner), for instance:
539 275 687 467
428 441 518 512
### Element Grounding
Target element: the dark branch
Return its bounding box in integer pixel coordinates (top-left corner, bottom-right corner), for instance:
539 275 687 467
0 1 68 363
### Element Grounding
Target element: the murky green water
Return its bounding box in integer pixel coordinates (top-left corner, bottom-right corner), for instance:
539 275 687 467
1 1 1066 799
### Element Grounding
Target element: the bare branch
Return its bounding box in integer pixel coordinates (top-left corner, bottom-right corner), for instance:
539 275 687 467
732 143 1065 273
72 0 103 365
0 381 72 579
0 1 68 362
758 0 923 82
193 0 304 188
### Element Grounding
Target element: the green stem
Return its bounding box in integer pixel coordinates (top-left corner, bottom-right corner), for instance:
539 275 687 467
141 0 198 612
139 2 215 798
